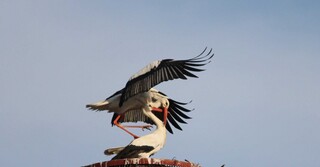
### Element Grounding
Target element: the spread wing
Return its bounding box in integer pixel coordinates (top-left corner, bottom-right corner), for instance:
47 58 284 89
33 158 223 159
119 47 213 106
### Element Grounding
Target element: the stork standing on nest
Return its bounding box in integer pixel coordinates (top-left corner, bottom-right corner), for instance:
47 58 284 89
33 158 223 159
86 48 213 138
108 97 169 160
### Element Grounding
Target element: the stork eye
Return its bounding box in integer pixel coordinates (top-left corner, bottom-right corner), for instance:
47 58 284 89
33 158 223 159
165 101 169 106
151 97 157 102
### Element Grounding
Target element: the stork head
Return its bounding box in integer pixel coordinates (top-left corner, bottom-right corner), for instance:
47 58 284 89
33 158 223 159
149 96 169 126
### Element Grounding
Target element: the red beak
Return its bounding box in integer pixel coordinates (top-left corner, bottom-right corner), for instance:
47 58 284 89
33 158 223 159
163 107 168 126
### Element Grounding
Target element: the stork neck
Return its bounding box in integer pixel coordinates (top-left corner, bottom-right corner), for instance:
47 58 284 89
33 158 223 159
142 108 165 129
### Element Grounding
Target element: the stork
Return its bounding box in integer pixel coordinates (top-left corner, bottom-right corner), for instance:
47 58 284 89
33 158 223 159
86 48 213 138
107 97 169 160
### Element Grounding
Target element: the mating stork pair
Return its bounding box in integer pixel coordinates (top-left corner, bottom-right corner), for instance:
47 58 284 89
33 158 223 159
86 47 213 159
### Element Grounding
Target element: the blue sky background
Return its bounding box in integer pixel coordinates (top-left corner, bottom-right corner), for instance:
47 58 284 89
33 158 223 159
1 1 320 166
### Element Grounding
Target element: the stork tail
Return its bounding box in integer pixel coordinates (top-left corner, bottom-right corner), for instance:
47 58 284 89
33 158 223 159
86 100 109 111
104 146 125 156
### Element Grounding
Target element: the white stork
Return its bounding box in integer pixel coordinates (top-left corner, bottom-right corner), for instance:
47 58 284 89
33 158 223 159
86 47 213 138
107 97 169 160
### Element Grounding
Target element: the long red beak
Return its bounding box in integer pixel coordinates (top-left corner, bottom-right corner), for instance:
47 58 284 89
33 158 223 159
163 107 168 126
151 107 163 112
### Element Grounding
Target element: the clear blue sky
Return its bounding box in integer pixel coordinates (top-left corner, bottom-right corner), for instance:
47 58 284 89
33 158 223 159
1 1 320 166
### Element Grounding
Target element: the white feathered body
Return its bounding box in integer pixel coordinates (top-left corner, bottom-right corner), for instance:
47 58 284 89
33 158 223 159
87 88 164 115
129 118 166 158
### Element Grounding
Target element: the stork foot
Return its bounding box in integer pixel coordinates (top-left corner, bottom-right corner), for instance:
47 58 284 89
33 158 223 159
133 134 140 139
141 125 153 131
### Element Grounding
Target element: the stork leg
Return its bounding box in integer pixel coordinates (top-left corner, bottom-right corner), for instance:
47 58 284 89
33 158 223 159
113 114 140 139
122 125 153 131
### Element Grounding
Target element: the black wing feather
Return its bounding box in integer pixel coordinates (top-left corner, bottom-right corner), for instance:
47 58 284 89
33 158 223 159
111 145 154 160
167 114 182 131
171 107 192 119
169 110 188 124
119 47 213 106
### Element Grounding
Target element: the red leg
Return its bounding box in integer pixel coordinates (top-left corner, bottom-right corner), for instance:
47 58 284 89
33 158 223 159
122 125 153 131
113 114 140 139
